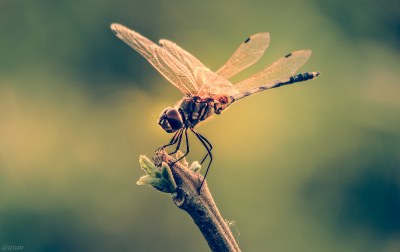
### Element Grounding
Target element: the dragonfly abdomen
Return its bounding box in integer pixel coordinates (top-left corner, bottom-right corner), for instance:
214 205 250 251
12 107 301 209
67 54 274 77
276 71 320 87
233 71 320 101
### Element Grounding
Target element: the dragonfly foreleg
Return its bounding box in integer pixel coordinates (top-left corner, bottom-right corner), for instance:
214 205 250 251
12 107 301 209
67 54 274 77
172 128 190 163
158 129 183 154
168 129 184 155
160 129 182 151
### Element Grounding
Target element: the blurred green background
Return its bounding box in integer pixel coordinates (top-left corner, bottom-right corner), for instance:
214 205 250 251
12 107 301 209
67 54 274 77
1 0 399 251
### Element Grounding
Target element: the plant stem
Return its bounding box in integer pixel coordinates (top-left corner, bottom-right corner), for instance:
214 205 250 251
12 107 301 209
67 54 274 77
153 149 241 252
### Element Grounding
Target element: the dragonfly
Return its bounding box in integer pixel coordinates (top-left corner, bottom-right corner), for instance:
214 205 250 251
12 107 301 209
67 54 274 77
111 23 320 191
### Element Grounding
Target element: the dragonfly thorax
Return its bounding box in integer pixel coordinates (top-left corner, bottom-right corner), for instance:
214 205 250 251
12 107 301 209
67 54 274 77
179 95 233 128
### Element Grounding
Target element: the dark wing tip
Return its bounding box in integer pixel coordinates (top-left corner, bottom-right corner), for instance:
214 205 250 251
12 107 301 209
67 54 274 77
285 49 312 59
244 32 270 44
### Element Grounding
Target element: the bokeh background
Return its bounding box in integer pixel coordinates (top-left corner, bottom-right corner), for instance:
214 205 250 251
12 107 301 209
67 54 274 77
1 0 399 251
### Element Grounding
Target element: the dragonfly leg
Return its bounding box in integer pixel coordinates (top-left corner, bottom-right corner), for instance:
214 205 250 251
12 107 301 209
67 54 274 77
199 134 213 165
172 128 190 164
190 128 213 193
190 128 213 165
158 128 181 151
168 129 184 155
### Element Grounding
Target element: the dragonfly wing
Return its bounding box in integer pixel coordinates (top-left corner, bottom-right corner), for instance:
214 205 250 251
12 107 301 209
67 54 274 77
111 23 197 95
196 70 239 95
216 32 270 80
160 39 237 96
224 50 312 95
159 39 212 91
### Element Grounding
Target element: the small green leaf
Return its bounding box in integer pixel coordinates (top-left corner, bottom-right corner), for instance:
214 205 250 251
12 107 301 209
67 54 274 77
161 162 177 192
137 155 177 193
137 175 158 186
139 155 158 176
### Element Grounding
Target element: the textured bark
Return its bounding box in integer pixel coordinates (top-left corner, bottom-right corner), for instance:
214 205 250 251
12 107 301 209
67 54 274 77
153 150 240 252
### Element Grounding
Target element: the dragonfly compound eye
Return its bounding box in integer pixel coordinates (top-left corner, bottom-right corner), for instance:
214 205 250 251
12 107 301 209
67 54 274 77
166 108 183 131
158 107 183 133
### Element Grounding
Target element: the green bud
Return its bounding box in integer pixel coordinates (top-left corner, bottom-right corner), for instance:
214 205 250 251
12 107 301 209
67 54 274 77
189 161 201 173
137 155 177 193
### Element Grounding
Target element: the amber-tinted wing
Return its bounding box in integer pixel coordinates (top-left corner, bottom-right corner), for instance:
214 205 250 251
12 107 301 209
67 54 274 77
216 32 270 80
223 50 312 96
111 23 198 95
159 39 236 96
196 33 269 96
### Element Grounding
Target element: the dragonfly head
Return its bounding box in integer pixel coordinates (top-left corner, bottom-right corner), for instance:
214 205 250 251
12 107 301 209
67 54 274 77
158 107 183 133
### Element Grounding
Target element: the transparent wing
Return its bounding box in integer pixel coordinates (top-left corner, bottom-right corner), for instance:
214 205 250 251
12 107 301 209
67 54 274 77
196 69 239 96
159 39 236 96
216 32 270 80
159 39 211 91
224 50 312 95
111 23 198 95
